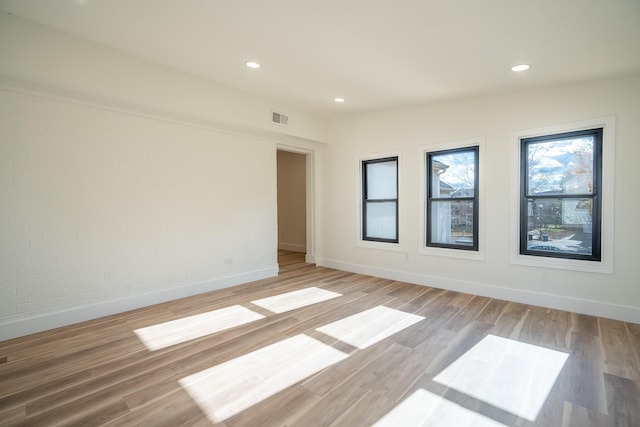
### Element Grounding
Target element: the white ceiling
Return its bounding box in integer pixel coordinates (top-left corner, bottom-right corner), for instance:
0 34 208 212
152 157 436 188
1 0 639 117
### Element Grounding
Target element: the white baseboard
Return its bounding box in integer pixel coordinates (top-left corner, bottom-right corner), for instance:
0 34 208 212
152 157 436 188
317 258 640 324
305 253 316 264
278 242 306 253
0 266 278 341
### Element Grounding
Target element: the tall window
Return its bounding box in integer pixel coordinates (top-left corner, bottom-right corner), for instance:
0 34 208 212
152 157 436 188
520 128 602 261
362 157 398 243
426 147 479 250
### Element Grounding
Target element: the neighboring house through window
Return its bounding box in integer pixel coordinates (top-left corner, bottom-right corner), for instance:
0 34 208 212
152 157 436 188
520 128 602 261
426 146 479 250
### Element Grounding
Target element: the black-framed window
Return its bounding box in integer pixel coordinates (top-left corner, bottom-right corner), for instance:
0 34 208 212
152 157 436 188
520 128 602 261
362 157 398 243
426 146 479 250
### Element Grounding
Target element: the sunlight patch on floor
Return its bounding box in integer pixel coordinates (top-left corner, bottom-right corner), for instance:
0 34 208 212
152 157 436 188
251 287 342 313
373 388 508 427
179 334 348 423
434 334 569 421
134 305 264 350
315 305 424 349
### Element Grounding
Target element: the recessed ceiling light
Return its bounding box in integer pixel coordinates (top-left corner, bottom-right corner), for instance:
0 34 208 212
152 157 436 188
511 64 530 72
246 61 261 69
334 97 345 103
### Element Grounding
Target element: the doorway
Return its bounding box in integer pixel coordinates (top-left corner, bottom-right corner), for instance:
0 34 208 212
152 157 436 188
276 150 307 256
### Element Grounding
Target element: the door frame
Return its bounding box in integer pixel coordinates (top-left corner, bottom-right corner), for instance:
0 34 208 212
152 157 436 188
276 144 317 264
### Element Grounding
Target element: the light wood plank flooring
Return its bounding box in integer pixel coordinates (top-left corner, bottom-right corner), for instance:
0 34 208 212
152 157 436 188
1 250 639 426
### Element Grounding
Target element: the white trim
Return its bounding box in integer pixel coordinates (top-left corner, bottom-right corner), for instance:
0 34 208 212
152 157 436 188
356 151 404 252
0 266 278 341
510 117 615 274
316 257 639 323
276 144 317 262
418 137 486 261
357 239 404 252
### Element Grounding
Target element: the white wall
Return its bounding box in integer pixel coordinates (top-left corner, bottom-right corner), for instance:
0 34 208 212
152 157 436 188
277 150 307 252
0 13 328 340
321 76 640 322
0 89 281 339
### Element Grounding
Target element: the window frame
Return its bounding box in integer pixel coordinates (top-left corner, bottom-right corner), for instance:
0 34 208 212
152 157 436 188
511 116 615 274
426 146 479 251
361 156 399 244
519 128 602 262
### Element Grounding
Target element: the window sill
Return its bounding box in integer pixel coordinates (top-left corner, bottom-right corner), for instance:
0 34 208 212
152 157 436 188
510 253 613 274
357 240 403 252
419 246 485 261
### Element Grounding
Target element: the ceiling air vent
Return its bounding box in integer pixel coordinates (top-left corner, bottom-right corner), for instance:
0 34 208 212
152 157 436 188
272 111 288 125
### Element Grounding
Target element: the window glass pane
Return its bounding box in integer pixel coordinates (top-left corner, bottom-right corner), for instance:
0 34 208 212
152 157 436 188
430 151 475 198
365 201 397 240
527 137 594 196
525 197 593 256
366 160 397 199
430 200 474 246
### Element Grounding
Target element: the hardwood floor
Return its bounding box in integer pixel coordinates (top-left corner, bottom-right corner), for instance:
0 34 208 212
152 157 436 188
1 250 638 426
